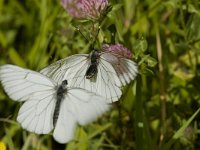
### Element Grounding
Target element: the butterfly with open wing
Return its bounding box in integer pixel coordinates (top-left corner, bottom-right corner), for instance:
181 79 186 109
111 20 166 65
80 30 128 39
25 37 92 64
0 64 110 143
40 46 138 103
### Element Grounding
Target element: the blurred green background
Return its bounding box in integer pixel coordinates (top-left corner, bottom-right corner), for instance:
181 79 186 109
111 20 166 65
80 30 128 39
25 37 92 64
0 0 200 149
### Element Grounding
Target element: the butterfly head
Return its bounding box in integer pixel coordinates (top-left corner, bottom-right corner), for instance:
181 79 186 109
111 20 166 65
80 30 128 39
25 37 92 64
57 80 68 98
61 80 68 86
93 48 98 52
90 49 100 60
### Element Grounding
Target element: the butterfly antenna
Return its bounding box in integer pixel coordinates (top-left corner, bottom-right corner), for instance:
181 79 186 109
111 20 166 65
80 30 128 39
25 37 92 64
77 26 96 50
91 25 101 51
94 25 100 42
75 25 101 51
76 26 90 42
96 26 101 39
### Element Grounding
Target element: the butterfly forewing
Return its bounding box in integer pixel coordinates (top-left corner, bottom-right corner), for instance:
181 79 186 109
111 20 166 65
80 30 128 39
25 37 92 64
0 65 57 134
40 54 88 85
0 65 56 101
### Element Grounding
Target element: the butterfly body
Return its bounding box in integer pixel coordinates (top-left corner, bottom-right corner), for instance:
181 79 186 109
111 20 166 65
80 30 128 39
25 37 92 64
86 49 100 79
53 80 68 127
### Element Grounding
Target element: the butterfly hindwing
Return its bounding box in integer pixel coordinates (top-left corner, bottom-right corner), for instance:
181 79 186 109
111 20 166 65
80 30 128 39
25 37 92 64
53 99 77 144
96 58 122 102
100 52 138 86
53 88 110 143
66 88 110 125
17 91 56 134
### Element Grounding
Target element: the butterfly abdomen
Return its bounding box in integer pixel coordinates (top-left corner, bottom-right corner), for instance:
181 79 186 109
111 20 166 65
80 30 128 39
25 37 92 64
53 97 62 127
86 64 98 79
53 80 68 127
86 50 100 79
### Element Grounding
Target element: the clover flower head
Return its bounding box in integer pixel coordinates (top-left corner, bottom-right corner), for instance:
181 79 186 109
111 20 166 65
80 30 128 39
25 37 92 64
61 0 108 20
102 43 132 59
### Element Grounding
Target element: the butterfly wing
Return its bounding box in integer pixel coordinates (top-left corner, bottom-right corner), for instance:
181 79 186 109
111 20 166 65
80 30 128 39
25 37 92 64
66 88 110 125
53 99 77 144
0 65 56 101
100 52 138 86
65 58 122 102
53 88 110 144
0 64 57 134
95 58 122 102
41 53 122 102
40 54 89 85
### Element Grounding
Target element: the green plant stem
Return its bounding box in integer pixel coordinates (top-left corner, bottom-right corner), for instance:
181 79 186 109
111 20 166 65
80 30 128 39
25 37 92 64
135 75 143 150
156 30 167 149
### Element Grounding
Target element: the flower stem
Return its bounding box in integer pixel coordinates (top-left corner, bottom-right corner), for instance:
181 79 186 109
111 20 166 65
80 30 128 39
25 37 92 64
156 30 167 149
135 75 143 150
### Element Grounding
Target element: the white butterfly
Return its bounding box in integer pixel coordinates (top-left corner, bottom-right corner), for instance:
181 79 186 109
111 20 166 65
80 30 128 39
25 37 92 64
40 49 138 103
0 64 110 143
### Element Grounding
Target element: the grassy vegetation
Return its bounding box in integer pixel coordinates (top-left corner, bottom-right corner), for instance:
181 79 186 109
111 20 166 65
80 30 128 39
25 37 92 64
0 0 200 149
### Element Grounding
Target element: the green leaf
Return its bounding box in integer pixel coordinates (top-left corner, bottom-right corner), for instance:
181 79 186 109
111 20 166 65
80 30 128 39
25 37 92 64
8 48 26 67
188 4 200 16
138 54 157 68
134 38 148 58
163 107 200 149
186 14 200 43
146 56 157 67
